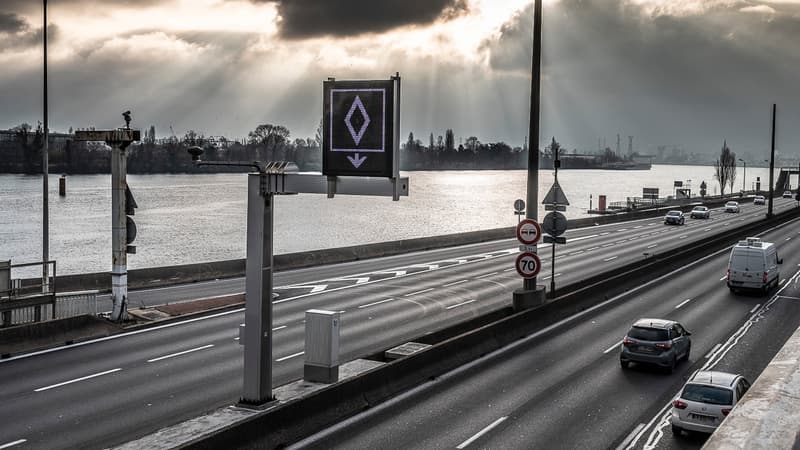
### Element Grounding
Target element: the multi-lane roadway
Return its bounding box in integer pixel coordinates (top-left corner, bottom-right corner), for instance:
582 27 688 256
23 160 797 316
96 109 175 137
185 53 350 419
0 198 797 449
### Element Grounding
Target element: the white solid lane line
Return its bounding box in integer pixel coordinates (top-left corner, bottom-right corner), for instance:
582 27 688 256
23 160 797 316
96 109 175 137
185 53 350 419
358 298 394 309
405 288 434 297
456 416 508 449
719 275 727 281
147 344 214 363
646 244 657 249
604 340 622 354
35 368 122 392
273 325 288 331
276 351 304 362
603 256 618 262
750 304 761 313
705 343 722 359
675 298 692 309
447 300 476 310
0 440 26 449
615 424 645 450
476 272 498 279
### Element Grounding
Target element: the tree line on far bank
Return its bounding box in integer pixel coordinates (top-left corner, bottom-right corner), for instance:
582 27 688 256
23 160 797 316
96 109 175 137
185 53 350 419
0 122 533 174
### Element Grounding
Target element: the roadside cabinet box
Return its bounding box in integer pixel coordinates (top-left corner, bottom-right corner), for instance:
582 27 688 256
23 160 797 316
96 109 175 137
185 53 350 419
0 260 9 298
304 309 340 368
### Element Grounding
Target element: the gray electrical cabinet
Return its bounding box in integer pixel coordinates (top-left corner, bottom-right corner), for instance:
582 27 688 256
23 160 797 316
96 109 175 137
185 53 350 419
0 260 10 299
303 309 341 383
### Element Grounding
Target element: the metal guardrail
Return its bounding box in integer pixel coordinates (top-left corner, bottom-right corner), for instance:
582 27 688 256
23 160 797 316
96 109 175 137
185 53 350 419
1 260 57 327
3 290 98 327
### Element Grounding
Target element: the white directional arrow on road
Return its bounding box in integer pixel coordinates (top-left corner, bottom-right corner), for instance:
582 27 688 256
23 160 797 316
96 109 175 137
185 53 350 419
286 284 328 293
333 277 370 284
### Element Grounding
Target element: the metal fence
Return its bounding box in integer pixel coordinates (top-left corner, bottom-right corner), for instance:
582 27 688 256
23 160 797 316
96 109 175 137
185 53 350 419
6 290 98 327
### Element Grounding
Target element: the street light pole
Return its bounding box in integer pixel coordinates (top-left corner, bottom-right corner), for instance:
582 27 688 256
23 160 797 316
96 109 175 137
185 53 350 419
738 158 746 193
768 104 776 217
513 0 546 309
42 0 49 292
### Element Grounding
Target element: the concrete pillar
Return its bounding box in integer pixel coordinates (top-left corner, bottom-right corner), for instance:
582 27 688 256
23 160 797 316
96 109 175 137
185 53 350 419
110 143 128 321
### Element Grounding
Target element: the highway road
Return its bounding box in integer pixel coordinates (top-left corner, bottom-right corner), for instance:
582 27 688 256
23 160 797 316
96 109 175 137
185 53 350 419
291 214 800 450
0 199 797 449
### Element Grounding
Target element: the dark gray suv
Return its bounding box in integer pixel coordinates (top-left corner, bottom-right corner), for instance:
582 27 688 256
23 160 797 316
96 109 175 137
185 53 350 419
620 318 691 372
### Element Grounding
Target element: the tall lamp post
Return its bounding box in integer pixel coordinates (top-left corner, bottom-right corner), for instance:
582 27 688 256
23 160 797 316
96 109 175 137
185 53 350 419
42 0 50 291
738 158 746 193
513 0 547 308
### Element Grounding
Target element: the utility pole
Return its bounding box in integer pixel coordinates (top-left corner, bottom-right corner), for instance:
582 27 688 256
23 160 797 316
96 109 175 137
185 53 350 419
42 0 49 292
514 0 546 309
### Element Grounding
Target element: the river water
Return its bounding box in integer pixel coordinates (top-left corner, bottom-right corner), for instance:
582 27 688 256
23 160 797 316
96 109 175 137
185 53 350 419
0 165 774 275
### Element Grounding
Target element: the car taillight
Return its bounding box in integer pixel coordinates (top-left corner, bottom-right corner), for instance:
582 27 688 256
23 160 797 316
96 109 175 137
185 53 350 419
655 342 672 350
623 337 635 347
727 269 730 280
763 272 768 283
721 408 731 416
673 399 687 409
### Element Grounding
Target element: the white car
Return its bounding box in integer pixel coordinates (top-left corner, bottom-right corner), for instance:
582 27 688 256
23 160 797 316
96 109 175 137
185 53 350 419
725 201 740 213
671 371 751 436
783 191 793 198
689 206 710 219
753 195 765 205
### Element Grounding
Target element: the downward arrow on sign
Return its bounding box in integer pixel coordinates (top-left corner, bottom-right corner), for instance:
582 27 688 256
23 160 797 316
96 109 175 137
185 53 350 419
348 153 367 168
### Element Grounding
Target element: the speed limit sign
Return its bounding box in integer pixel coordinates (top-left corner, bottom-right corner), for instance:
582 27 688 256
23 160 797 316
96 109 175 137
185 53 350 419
515 252 541 278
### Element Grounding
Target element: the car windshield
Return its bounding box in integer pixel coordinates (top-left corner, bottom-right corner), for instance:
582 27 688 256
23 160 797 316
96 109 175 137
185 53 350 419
667 211 681 216
627 326 669 341
693 207 706 211
727 202 737 206
681 384 733 405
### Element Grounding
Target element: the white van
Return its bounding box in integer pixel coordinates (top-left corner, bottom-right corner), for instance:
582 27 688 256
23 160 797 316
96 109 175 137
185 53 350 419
727 237 782 293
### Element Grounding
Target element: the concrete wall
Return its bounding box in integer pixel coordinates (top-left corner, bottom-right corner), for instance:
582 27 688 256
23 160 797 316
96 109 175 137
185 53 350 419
703 324 800 450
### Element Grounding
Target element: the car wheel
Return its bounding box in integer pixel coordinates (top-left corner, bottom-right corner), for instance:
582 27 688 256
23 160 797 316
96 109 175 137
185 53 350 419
682 344 691 361
667 356 677 373
672 424 683 436
621 360 629 369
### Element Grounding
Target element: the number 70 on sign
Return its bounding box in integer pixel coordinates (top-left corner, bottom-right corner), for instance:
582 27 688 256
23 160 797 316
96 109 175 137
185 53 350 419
515 252 541 279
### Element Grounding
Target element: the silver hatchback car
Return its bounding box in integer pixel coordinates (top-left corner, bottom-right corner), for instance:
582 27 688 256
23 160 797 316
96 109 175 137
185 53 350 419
671 370 751 435
620 318 691 372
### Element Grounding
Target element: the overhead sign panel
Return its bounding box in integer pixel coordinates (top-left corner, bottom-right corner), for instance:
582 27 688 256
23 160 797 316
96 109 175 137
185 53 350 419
323 79 396 177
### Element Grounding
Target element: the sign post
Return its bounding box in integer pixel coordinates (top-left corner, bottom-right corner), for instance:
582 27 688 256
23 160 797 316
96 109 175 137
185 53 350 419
75 117 140 322
188 74 410 408
542 159 570 298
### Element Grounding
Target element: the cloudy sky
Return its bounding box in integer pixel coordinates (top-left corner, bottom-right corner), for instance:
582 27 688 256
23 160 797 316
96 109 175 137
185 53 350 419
2 0 799 157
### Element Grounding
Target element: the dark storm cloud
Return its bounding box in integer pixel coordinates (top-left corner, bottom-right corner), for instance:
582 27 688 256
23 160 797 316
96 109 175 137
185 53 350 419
265 0 468 38
480 0 800 154
0 12 27 33
0 12 58 51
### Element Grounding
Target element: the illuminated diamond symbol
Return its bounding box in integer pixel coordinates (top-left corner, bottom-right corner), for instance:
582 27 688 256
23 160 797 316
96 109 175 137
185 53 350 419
344 95 370 146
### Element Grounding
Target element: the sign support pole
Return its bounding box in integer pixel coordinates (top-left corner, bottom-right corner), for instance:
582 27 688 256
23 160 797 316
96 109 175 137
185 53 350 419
110 142 129 321
241 173 275 406
513 0 547 310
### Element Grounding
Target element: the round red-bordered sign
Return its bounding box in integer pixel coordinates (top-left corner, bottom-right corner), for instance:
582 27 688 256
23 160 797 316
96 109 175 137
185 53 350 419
516 219 542 245
515 252 541 278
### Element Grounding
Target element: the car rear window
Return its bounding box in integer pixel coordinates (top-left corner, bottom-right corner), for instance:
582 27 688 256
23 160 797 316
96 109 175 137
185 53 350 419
681 384 733 405
627 326 669 341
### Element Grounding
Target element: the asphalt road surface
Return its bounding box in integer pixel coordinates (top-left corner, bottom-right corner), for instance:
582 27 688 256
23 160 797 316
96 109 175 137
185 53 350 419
1 199 797 449
291 215 800 450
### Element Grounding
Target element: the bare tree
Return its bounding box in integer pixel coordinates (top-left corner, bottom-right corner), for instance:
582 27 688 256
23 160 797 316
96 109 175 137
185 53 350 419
714 140 737 195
